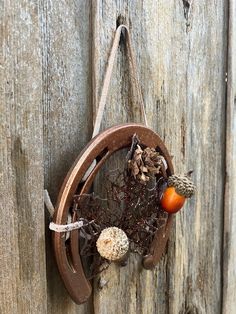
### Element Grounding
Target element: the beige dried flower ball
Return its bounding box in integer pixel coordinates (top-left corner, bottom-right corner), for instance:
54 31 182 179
96 227 129 261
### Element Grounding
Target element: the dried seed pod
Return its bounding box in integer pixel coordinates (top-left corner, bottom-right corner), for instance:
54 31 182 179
96 227 129 261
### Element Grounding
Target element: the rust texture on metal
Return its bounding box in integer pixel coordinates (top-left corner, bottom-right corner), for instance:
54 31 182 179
52 123 174 304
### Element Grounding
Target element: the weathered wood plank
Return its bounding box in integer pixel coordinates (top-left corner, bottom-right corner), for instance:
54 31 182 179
92 1 227 314
166 2 227 313
41 1 93 313
0 1 47 313
0 0 229 313
223 0 236 312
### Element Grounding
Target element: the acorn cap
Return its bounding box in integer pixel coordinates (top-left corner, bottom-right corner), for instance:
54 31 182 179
96 227 129 261
168 174 196 198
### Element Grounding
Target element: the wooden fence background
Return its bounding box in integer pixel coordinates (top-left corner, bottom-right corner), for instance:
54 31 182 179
0 1 235 313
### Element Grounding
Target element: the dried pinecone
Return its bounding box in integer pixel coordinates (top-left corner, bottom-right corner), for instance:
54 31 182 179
128 145 166 184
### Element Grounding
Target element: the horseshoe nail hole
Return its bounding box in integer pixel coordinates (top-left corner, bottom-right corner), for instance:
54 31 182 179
65 239 76 273
80 148 109 183
82 160 97 182
96 147 109 162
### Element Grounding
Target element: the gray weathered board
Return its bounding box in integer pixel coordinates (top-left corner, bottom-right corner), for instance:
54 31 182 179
0 1 235 313
223 0 236 313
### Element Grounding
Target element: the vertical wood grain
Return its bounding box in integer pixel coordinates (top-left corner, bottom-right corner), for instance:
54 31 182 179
0 0 231 313
91 1 227 314
223 0 236 312
166 2 227 313
0 1 47 313
41 1 93 313
92 2 170 313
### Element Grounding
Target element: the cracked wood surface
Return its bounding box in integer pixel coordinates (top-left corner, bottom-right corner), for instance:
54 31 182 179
0 0 232 313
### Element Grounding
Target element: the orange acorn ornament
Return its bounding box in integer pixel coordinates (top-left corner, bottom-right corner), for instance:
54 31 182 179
161 174 195 213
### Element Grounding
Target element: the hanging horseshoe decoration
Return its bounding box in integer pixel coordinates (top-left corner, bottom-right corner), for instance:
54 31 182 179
49 23 195 305
52 123 174 304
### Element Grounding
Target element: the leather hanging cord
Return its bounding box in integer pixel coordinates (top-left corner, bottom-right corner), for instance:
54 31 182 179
92 24 148 138
47 25 149 229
